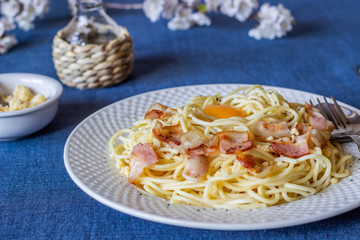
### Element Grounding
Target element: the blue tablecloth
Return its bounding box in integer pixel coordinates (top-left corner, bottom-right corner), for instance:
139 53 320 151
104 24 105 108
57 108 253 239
1 0 360 239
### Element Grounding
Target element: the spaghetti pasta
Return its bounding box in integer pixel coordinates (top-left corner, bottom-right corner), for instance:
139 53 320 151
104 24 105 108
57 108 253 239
109 85 352 209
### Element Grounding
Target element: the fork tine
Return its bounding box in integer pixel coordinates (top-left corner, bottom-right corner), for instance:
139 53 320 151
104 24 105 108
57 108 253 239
331 96 348 128
315 98 330 120
309 99 314 107
323 97 340 129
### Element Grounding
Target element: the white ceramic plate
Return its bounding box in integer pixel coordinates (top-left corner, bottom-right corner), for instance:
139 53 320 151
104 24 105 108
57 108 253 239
64 84 360 230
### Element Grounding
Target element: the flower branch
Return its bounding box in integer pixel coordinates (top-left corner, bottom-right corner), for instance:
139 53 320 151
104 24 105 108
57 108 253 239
0 0 50 54
142 0 294 39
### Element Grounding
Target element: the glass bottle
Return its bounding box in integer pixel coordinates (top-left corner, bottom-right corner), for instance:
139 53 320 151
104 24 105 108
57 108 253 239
61 0 124 45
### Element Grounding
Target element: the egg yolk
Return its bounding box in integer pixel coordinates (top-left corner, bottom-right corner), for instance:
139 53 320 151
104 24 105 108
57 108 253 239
203 105 247 119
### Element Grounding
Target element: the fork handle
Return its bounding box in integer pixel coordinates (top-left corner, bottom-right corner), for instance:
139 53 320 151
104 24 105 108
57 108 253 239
349 135 360 151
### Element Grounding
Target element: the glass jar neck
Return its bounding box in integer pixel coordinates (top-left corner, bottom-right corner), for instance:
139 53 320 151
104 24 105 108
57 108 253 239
76 0 104 13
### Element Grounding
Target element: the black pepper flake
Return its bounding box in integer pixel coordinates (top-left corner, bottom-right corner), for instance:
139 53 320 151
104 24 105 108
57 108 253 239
139 193 143 196
197 209 200 212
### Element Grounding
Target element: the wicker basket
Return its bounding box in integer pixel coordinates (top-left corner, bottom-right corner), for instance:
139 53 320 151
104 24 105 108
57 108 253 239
52 27 134 89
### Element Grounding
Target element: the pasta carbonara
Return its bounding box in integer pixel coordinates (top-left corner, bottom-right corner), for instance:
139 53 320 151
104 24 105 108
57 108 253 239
109 85 352 209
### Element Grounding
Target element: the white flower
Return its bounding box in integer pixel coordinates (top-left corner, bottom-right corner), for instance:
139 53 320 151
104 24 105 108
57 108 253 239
181 0 200 7
190 12 211 26
235 0 258 22
167 5 193 30
16 4 37 31
168 4 211 30
1 0 49 31
0 34 18 54
143 0 165 22
257 3 279 23
249 3 294 40
162 0 179 19
32 0 50 16
0 22 5 38
0 0 21 22
220 0 257 22
0 18 16 37
168 17 191 30
277 4 293 32
204 0 223 12
220 0 239 17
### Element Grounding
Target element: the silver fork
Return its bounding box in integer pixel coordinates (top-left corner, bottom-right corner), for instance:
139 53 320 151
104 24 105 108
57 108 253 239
310 97 360 151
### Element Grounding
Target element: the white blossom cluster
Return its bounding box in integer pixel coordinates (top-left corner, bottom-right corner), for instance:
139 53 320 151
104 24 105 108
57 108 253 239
0 17 17 54
143 0 260 30
249 3 294 40
1 0 49 31
0 0 49 54
143 0 294 39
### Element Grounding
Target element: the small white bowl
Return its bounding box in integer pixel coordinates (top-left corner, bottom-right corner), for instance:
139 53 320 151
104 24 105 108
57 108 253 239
0 73 63 141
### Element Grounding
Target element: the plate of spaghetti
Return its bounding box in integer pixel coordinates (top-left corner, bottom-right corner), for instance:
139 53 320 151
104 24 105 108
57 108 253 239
64 84 360 230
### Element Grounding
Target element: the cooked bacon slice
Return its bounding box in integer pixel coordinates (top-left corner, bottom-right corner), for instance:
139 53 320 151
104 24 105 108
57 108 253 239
270 122 311 158
144 103 168 120
295 123 311 135
271 139 310 158
153 123 208 153
129 143 158 183
251 121 291 140
182 154 209 181
305 103 335 132
296 118 331 148
187 144 207 156
237 154 256 171
310 129 331 148
152 122 183 149
209 131 253 154
271 132 310 158
181 130 208 151
236 154 274 178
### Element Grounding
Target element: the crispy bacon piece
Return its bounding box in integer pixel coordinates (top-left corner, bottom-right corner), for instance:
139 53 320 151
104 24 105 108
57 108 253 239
182 154 209 181
236 154 275 178
310 129 331 148
305 103 335 132
271 123 311 158
237 154 256 171
187 144 208 156
304 103 334 148
144 103 168 120
295 123 311 135
251 121 291 140
129 143 158 183
271 138 310 158
208 131 253 154
181 130 209 151
153 123 208 153
152 122 183 148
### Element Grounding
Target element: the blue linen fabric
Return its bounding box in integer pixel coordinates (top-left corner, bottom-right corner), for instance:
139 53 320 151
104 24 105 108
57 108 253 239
1 0 360 239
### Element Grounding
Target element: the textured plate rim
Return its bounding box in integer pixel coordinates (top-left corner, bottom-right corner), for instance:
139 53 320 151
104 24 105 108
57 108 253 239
64 83 360 230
